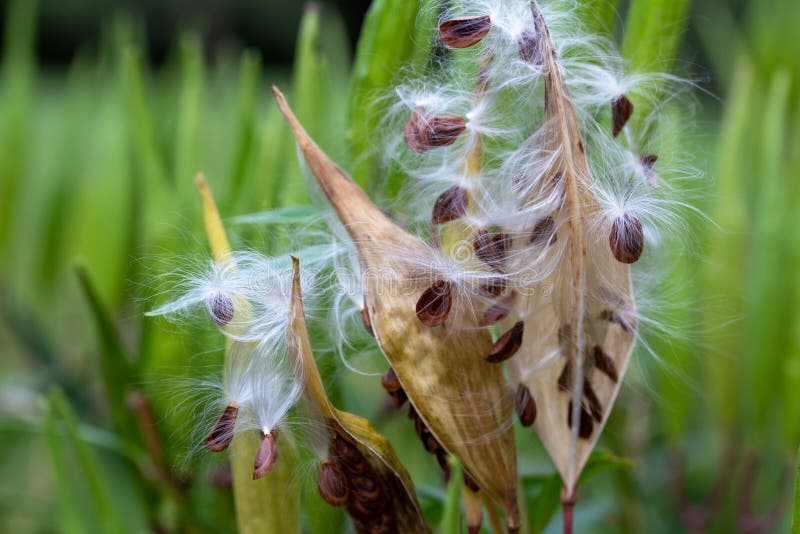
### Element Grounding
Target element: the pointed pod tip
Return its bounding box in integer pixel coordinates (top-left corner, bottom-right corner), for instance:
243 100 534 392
253 431 279 480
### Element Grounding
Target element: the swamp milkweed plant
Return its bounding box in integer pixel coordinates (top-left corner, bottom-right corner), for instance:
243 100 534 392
151 1 700 532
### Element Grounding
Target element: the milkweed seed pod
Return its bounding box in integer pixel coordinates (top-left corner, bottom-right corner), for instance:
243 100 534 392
287 258 430 533
274 89 520 530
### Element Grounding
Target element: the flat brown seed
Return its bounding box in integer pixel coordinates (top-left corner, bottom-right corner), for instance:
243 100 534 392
207 292 234 326
582 380 603 423
415 280 453 327
476 277 507 298
205 404 238 452
640 153 659 186
516 28 542 66
592 345 619 383
404 110 467 153
609 213 644 264
253 431 279 480
567 401 594 440
438 15 492 48
478 294 515 327
464 473 481 492
612 94 634 137
318 459 349 507
486 321 524 363
361 298 374 337
474 228 510 271
529 215 557 246
557 360 574 392
380 368 402 394
600 308 635 334
431 185 468 225
515 384 537 427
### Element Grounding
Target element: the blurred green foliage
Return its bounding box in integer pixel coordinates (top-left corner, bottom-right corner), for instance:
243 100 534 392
0 0 798 532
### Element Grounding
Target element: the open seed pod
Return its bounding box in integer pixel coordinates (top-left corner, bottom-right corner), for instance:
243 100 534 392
287 257 430 533
502 3 638 496
273 88 519 529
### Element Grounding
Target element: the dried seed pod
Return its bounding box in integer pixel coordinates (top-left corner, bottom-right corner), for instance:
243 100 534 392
431 185 468 225
205 404 238 452
404 110 467 153
474 229 510 271
515 384 537 427
275 88 517 530
415 280 453 327
611 94 634 137
479 294 515 327
591 346 619 383
207 292 234 326
438 15 492 48
609 213 644 264
529 216 557 246
253 431 279 480
464 473 481 492
318 460 350 507
486 321 525 363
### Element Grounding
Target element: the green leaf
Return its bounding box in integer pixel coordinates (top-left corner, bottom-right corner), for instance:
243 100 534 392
226 49 262 207
231 205 318 226
174 33 204 192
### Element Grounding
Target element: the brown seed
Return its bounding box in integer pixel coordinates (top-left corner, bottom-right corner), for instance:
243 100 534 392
478 294 515 327
207 292 234 326
558 324 572 352
476 276 507 298
205 404 238 452
474 228 510 271
486 321 525 363
566 401 594 440
600 308 635 334
361 298 374 337
464 472 481 492
253 431 279 480
404 110 467 153
640 153 659 186
438 15 492 48
516 28 542 66
380 367 401 394
612 94 634 138
318 459 349 507
557 359 574 392
415 280 453 327
609 213 644 264
431 185 468 225
582 380 603 423
529 215 557 246
331 432 363 468
515 384 537 427
592 345 619 383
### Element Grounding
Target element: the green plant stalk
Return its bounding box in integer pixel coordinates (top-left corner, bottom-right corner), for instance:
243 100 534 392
440 456 464 534
793 445 800 533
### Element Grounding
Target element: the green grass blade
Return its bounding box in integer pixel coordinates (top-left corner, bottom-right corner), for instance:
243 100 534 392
226 50 261 207
793 445 800 533
346 0 423 192
174 33 204 193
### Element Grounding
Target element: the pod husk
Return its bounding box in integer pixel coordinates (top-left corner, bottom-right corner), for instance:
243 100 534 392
274 88 519 528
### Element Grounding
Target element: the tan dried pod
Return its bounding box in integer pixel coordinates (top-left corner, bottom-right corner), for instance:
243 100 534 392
274 88 520 530
287 257 430 533
502 3 637 499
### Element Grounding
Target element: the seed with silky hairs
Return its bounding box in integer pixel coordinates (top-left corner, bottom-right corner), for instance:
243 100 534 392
431 185 468 225
478 294 515 327
486 321 525 363
404 110 467 153
207 292 234 326
640 153 659 186
529 215 557 246
612 94 634 138
205 404 238 452
253 431 279 480
438 15 492 48
517 28 543 66
318 459 349 507
609 213 644 264
474 228 510 271
415 280 453 327
515 384 537 427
